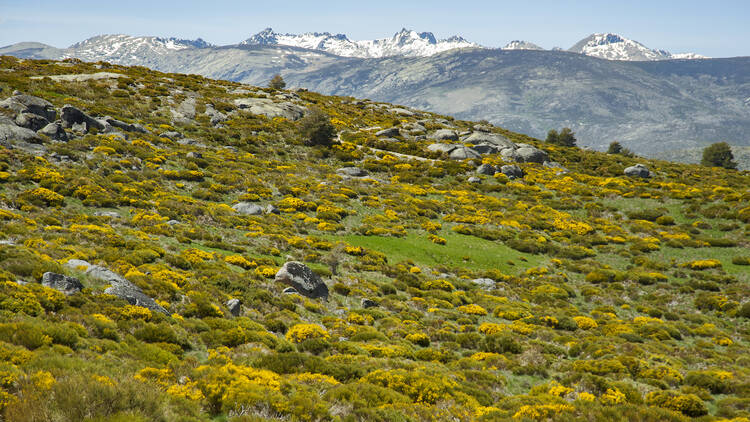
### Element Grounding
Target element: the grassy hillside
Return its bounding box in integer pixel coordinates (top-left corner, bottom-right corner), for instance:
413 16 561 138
0 56 749 421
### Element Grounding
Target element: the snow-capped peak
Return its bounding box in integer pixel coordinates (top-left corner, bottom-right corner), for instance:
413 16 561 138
503 40 543 51
240 28 478 58
568 33 707 61
67 34 211 65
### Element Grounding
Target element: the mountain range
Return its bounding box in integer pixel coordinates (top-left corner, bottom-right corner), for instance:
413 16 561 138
2 29 747 165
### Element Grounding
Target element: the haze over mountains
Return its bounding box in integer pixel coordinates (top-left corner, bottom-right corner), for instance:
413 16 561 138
3 28 747 165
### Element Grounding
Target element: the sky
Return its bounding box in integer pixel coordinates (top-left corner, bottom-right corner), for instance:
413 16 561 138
1 0 748 57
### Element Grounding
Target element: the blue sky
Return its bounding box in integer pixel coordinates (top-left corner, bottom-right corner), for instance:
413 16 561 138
1 0 748 57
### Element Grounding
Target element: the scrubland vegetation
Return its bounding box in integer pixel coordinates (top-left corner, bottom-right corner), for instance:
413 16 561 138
0 56 749 421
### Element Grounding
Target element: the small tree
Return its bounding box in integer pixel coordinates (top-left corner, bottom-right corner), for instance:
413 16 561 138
298 107 336 147
607 141 633 157
607 141 623 154
701 142 737 169
546 127 576 147
268 74 286 90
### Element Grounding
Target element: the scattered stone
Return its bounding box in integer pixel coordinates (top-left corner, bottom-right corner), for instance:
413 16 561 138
265 204 280 215
232 202 264 215
226 298 241 317
172 97 196 123
61 104 104 132
14 112 49 131
375 127 401 137
428 129 459 142
275 261 329 300
476 164 496 175
0 123 42 144
105 116 147 133
543 161 568 173
503 146 549 164
336 167 368 177
234 98 306 121
204 104 227 127
463 132 515 149
282 287 299 295
500 164 524 179
166 220 180 225
471 278 496 290
449 146 481 160
624 164 651 178
93 210 120 218
390 108 414 117
361 298 378 308
37 122 68 141
64 259 92 271
0 94 56 121
41 272 84 295
470 143 500 155
468 176 481 183
86 265 169 314
159 131 183 140
186 151 203 159
427 143 457 154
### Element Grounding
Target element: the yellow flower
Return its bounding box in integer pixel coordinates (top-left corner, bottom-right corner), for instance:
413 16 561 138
285 324 330 343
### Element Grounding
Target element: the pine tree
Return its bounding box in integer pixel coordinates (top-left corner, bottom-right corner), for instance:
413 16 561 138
268 74 286 90
701 142 737 169
298 107 336 147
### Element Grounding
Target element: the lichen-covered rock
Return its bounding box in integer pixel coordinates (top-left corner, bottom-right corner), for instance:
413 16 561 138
226 298 241 317
275 261 328 299
85 265 169 315
500 164 524 179
61 104 104 132
376 127 401 137
624 164 651 178
463 132 515 149
428 129 459 142
449 146 481 160
37 122 68 141
476 164 496 175
232 202 264 215
41 272 83 295
234 98 306 121
336 167 368 177
0 94 56 121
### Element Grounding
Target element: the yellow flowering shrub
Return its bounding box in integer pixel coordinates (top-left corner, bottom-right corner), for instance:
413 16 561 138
458 304 487 316
285 324 330 343
573 316 598 330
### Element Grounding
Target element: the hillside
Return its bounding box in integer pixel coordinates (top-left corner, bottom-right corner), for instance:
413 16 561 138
0 56 749 421
2 41 746 159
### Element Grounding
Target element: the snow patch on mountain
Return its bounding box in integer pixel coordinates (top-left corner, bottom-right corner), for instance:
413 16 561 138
67 35 211 64
240 28 479 58
568 33 707 61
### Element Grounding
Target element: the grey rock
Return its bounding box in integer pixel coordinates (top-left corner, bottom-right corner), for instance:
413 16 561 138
234 98 306 120
41 272 83 295
468 176 481 183
186 151 203 159
470 143 500 155
624 163 651 178
464 132 516 149
37 122 68 141
361 298 378 308
86 265 169 314
471 278 495 290
232 202 264 215
543 161 568 173
500 164 524 179
64 259 92 270
93 210 120 218
0 123 42 144
15 112 49 131
449 146 481 160
172 97 196 123
390 107 414 117
0 94 56 121
61 104 104 132
159 131 183 140
166 220 180 225
205 104 227 126
226 298 241 317
513 146 549 164
105 116 147 133
275 261 328 300
336 167 368 177
428 129 458 141
427 143 457 154
375 127 401 137
282 287 299 295
265 204 280 215
476 163 496 175
94 118 114 133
